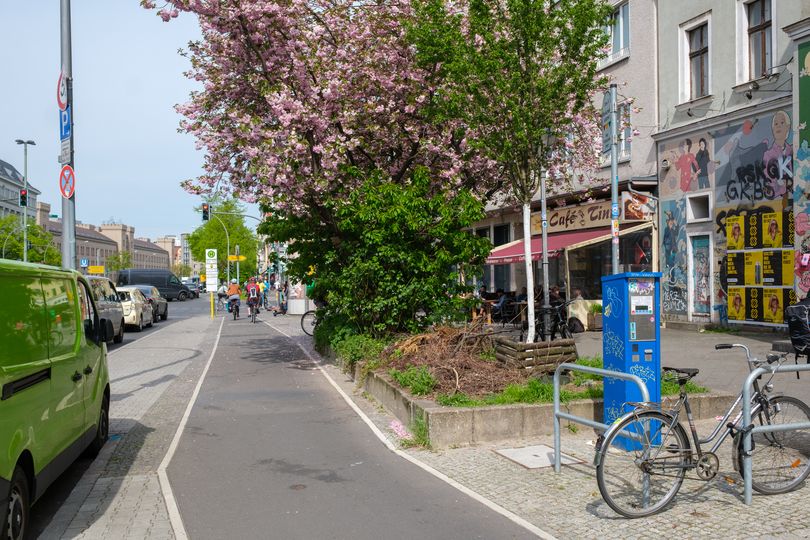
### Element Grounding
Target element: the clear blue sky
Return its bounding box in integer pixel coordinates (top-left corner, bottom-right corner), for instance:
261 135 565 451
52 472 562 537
0 2 256 240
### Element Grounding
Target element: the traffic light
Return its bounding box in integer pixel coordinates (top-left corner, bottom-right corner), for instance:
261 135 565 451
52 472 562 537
19 189 27 207
202 203 209 221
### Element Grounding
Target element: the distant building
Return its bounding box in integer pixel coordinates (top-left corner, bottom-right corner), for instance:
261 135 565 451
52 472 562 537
0 159 40 221
134 238 171 269
36 202 118 269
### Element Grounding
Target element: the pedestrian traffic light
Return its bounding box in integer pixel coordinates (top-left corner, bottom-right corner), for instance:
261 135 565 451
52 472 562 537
19 189 27 207
202 203 209 221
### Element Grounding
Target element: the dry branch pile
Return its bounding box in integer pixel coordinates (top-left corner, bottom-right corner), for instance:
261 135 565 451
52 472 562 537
382 321 530 397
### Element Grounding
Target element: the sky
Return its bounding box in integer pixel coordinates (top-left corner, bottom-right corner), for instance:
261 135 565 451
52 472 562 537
0 2 256 241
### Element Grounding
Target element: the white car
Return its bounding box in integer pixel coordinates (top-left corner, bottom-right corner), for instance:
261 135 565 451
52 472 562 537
117 286 154 332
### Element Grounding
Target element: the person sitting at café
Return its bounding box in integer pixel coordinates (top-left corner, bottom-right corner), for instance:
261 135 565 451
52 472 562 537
492 288 508 319
515 287 528 302
549 285 563 305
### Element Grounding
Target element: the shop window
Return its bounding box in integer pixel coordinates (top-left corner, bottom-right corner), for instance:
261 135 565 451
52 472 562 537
494 265 510 292
686 193 711 223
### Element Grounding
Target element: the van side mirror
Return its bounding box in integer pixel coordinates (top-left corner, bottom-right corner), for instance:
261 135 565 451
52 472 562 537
98 318 114 343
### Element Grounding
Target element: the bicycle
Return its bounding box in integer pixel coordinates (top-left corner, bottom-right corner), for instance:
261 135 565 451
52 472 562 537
229 297 240 320
520 300 575 342
248 302 258 324
301 309 317 336
595 343 810 518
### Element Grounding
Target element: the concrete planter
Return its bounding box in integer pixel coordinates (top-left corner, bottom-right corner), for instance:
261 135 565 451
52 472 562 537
355 366 734 449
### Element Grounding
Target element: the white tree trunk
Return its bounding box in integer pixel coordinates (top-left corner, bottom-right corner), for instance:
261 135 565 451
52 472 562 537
522 202 535 343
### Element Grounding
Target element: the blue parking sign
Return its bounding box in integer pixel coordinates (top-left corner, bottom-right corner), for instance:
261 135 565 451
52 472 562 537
60 106 71 141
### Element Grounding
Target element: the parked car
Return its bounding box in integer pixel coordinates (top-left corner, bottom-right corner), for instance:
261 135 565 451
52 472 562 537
117 286 154 332
0 260 111 540
85 275 125 345
132 284 168 323
116 269 192 301
181 278 201 298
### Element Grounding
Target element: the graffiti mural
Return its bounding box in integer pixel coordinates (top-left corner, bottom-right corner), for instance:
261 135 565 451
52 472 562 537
691 236 711 315
795 42 810 295
661 199 687 315
660 107 797 324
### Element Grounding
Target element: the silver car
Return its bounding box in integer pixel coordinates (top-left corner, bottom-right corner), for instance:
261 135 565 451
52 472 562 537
86 275 125 344
116 286 154 332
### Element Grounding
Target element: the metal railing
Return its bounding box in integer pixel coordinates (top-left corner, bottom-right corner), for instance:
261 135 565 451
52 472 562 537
741 363 810 504
553 362 650 473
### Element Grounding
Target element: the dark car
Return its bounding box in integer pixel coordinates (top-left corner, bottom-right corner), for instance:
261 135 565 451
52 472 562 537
117 269 192 301
133 284 168 323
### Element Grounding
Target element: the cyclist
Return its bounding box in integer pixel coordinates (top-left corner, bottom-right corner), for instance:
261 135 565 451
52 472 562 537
246 277 261 318
226 278 242 319
216 280 228 311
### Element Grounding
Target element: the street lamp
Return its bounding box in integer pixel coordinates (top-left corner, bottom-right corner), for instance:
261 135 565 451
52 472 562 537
15 139 35 263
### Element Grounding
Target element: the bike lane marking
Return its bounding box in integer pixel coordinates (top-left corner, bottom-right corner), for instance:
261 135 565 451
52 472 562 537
261 320 555 540
158 317 225 540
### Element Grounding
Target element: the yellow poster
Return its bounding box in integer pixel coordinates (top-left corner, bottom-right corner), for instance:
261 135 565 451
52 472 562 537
744 251 763 286
762 212 782 248
763 288 784 324
782 250 795 287
728 287 746 321
726 215 744 250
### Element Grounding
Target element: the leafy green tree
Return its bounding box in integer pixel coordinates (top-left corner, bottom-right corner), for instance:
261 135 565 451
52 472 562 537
172 263 193 277
106 250 132 272
407 0 611 341
261 168 490 335
0 215 61 265
188 199 257 282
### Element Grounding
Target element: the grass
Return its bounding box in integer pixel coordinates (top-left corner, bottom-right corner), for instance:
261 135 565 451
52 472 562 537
435 356 709 407
400 414 431 449
701 324 741 334
389 366 437 396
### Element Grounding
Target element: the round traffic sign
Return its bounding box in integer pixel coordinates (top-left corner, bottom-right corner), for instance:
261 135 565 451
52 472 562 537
57 71 68 111
206 249 216 259
59 165 76 199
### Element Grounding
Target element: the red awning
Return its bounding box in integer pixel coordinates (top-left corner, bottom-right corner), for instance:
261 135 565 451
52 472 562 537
486 228 610 265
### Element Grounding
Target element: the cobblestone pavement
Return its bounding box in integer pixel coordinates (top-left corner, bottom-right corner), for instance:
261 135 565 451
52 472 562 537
40 314 218 539
260 315 810 540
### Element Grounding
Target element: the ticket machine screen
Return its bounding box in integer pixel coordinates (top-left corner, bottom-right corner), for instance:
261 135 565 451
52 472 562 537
627 278 655 341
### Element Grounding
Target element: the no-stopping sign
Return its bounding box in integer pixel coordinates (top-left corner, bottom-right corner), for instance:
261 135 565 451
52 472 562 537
59 165 76 199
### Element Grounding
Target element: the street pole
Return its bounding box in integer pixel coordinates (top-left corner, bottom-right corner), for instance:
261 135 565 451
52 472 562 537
610 83 620 274
236 244 240 283
211 214 230 283
14 140 35 262
60 0 77 270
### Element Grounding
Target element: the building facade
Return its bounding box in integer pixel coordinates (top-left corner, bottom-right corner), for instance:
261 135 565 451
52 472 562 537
654 1 810 326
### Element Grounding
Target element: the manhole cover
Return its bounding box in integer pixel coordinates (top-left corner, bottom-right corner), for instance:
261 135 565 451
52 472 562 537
494 444 582 469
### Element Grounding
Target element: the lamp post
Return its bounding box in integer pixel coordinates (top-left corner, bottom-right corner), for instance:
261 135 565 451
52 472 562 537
14 139 35 262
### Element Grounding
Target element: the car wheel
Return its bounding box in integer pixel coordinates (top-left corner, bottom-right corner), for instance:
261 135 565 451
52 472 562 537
2 466 30 540
113 320 124 343
178 291 188 301
136 316 143 332
153 309 158 324
161 308 168 321
84 393 109 458
147 313 154 328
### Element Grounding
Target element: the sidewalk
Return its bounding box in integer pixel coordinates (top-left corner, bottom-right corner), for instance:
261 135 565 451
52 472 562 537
264 314 810 539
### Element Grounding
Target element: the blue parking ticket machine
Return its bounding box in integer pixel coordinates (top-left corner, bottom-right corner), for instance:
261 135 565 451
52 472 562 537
601 272 661 428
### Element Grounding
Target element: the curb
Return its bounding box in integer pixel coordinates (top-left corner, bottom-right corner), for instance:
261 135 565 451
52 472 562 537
355 366 736 449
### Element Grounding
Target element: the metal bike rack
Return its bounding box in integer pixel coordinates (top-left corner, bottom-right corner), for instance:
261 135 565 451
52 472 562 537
553 362 650 473
741 363 810 504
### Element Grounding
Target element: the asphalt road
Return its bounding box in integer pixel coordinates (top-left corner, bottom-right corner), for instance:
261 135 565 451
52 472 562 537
168 311 536 539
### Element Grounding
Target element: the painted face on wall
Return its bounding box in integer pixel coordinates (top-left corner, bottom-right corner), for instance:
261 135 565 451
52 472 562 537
772 111 790 147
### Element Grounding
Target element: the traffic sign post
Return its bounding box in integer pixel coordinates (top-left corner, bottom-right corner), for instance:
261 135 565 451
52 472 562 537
59 165 75 199
206 249 218 319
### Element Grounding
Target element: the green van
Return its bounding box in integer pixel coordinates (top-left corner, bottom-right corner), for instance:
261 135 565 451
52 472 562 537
0 260 112 540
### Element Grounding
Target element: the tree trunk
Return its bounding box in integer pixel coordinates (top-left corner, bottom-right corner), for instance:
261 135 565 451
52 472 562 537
522 202 535 343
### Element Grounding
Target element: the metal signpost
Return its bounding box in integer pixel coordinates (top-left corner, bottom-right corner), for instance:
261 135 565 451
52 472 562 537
60 0 77 270
205 248 218 319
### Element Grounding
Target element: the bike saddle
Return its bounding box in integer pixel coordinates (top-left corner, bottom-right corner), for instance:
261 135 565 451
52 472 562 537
663 366 699 378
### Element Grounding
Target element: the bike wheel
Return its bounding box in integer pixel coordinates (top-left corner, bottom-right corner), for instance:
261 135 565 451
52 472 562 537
301 310 317 336
251 307 257 323
597 410 690 518
739 395 810 495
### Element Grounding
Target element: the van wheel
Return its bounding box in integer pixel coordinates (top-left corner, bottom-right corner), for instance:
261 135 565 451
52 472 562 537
113 321 124 344
178 291 188 301
84 394 109 459
2 466 29 540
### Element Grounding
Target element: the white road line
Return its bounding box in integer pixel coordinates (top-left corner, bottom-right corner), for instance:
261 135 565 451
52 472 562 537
261 321 554 540
157 317 225 540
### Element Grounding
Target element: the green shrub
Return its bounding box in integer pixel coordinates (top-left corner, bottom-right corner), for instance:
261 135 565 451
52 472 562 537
313 312 356 354
389 366 437 395
401 413 431 449
333 333 387 374
589 303 603 314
